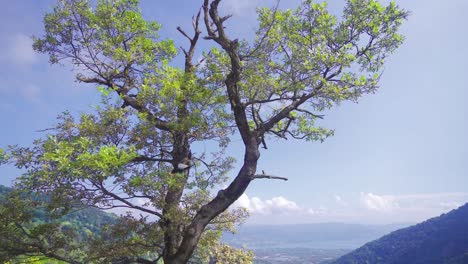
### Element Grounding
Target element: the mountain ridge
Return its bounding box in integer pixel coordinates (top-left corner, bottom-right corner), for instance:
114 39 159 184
0 184 117 240
331 203 468 264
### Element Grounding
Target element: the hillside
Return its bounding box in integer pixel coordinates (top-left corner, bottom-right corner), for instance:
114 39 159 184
0 185 116 240
331 203 468 264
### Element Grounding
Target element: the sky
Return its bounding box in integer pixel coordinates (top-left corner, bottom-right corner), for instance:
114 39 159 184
0 0 467 225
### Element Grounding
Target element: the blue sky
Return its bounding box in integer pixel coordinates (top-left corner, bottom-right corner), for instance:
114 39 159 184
0 0 467 224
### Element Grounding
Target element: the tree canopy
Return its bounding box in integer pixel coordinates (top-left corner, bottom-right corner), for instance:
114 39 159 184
0 0 408 263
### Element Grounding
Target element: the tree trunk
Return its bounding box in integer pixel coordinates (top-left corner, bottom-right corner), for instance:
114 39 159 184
168 138 260 263
164 3 257 262
161 131 192 262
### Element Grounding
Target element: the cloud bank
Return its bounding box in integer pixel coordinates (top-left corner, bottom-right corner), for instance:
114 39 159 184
360 192 398 211
234 194 302 215
233 192 468 224
109 191 468 225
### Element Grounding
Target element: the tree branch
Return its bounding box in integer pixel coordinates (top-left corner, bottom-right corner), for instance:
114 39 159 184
177 27 193 42
76 75 172 132
257 88 321 135
95 182 163 218
131 156 173 163
251 174 288 181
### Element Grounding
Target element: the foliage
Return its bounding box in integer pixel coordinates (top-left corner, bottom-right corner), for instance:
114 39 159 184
0 185 250 263
205 244 253 264
0 186 86 263
1 0 407 263
210 0 406 142
6 256 66 264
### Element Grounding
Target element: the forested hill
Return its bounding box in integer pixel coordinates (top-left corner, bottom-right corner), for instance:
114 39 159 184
0 185 116 240
331 203 468 264
0 185 13 195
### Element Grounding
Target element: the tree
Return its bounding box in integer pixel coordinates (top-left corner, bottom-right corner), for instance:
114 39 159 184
0 0 408 263
0 188 87 264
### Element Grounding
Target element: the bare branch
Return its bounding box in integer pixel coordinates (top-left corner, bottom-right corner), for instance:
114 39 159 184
95 182 163 218
295 108 324 119
177 26 193 42
180 47 189 57
131 156 173 164
244 96 286 107
220 14 233 23
203 0 216 38
251 174 288 181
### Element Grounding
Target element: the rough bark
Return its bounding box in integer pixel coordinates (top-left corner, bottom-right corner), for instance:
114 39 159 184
161 10 202 263
161 133 191 262
169 141 259 263
164 1 260 263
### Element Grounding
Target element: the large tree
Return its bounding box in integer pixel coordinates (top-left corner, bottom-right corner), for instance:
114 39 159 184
0 0 407 263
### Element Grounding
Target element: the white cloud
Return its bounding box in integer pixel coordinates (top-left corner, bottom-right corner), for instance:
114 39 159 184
6 33 38 66
234 193 251 209
101 191 468 225
360 192 468 213
334 194 348 206
234 194 302 215
221 0 262 15
232 194 334 224
439 201 462 210
360 192 399 212
234 192 468 225
356 192 468 223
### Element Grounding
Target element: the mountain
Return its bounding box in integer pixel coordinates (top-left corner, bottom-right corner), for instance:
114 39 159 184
0 185 13 196
331 203 468 264
0 185 116 240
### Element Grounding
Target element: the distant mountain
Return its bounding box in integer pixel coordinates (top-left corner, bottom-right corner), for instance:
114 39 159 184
0 185 12 196
223 223 409 250
0 185 116 240
331 203 468 264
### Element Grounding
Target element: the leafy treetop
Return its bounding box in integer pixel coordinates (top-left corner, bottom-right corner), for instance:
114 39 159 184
0 0 407 263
